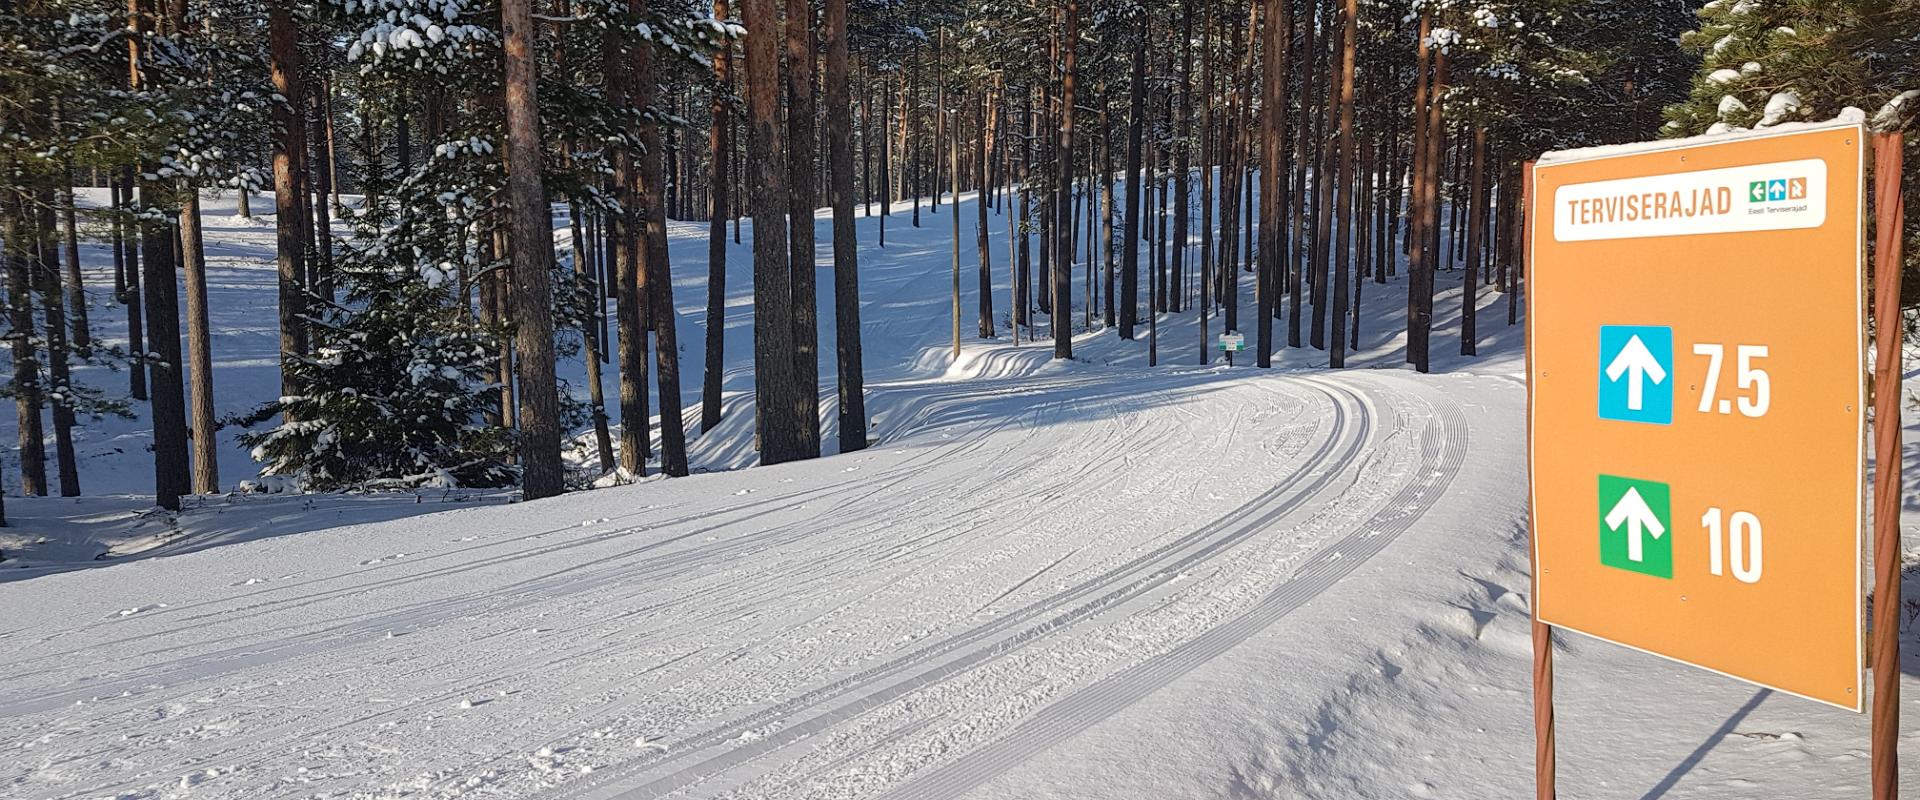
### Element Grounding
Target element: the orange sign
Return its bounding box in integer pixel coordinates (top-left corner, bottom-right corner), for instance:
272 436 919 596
1528 122 1865 710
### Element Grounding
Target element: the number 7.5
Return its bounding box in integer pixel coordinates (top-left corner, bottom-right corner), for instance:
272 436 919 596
1692 343 1770 417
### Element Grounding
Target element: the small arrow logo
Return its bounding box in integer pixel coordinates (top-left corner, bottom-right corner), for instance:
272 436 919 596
1604 334 1669 411
1605 486 1667 562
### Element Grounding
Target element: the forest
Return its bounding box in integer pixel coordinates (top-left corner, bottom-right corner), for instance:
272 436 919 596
1 0 1917 509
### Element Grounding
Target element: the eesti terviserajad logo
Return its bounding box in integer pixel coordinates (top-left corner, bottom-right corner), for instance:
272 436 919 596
1748 176 1809 204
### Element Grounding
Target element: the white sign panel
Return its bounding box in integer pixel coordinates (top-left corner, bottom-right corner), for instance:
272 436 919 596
1553 158 1828 242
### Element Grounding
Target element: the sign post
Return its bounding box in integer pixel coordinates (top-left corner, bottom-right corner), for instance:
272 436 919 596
1218 331 1245 366
1528 120 1881 794
1868 130 1903 800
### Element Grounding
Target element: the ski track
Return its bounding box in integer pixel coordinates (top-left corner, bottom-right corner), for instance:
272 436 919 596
2 365 1473 800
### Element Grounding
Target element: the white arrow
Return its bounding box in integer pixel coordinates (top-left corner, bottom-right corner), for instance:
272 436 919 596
1604 486 1666 562
1604 334 1668 411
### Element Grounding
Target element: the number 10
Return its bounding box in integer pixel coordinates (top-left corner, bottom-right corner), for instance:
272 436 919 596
1702 507 1763 583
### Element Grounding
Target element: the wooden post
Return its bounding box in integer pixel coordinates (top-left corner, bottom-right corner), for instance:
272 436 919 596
1523 158 1553 800
1869 130 1904 800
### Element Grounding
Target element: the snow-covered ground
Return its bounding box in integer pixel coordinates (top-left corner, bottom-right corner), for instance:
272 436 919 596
0 184 1915 799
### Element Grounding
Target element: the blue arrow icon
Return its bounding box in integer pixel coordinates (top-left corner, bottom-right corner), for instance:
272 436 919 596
1598 325 1674 425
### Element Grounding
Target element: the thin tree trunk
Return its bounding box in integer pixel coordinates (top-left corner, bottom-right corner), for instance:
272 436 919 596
268 0 307 414
1119 19 1147 340
786 0 821 458
1053 0 1076 360
702 0 732 434
975 91 996 339
633 0 689 477
572 197 616 473
309 85 335 301
825 0 866 453
55 175 90 351
1328 0 1356 368
1406 10 1431 368
1173 3 1193 323
34 198 80 497
180 191 218 493
3 198 47 497
1257 0 1287 366
1462 124 1485 356
606 24 651 474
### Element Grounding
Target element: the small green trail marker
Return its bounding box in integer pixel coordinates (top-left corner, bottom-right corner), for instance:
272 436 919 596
1598 474 1672 578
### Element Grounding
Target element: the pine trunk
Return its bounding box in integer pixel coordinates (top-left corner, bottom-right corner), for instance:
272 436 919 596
1328 0 1356 368
268 0 307 418
786 0 822 458
744 0 801 464
500 0 564 497
1052 0 1075 360
825 0 866 453
1257 0 1287 366
180 192 218 493
702 0 732 434
1119 19 1146 341
607 24 652 474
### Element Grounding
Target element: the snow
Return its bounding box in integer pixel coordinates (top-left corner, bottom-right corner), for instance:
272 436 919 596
0 175 1914 800
1538 109 1868 165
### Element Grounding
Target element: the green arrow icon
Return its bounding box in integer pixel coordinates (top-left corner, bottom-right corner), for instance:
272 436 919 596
1749 181 1768 203
1599 474 1672 578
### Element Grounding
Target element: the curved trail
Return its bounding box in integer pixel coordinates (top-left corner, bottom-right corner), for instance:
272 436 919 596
0 365 1477 800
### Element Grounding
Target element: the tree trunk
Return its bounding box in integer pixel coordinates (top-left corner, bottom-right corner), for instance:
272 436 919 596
1406 10 1431 369
607 23 652 474
825 0 866 453
572 197 616 474
786 0 822 458
1173 3 1193 322
1052 0 1076 360
55 175 90 352
702 0 733 434
268 0 307 413
32 197 79 497
118 171 148 400
1119 19 1147 341
1328 0 1356 368
180 192 218 493
1462 124 1485 356
500 0 564 498
633 1 690 477
3 198 47 497
975 91 995 339
309 83 335 301
744 0 801 464
1257 0 1287 366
